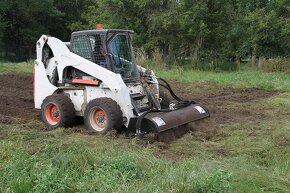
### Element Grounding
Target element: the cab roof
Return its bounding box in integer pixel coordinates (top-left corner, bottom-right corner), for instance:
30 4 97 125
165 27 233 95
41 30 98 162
71 29 134 36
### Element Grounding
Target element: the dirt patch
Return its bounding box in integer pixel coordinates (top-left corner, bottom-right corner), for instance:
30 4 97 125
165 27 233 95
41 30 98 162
158 80 282 143
203 87 279 103
0 115 14 124
200 87 282 126
168 80 281 103
0 74 35 121
0 74 283 144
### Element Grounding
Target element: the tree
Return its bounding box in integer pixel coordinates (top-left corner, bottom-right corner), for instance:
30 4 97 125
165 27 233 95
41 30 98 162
0 0 63 61
0 0 96 61
236 0 290 65
0 0 288 63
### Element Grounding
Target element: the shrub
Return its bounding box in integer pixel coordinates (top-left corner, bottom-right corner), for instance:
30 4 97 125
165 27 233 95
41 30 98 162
262 57 290 73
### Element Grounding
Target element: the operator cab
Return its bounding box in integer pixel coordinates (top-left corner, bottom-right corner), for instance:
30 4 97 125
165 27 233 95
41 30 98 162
70 29 139 82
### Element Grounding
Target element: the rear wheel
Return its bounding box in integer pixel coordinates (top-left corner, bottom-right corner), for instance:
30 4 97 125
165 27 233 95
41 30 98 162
41 94 75 129
84 98 123 134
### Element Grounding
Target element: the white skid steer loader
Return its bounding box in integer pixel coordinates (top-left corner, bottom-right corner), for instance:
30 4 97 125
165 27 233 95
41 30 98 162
34 29 209 138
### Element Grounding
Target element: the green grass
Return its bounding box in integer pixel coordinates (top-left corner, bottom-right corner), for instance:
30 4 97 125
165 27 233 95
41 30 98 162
0 125 233 193
0 61 34 74
155 67 290 91
1 63 290 192
1 116 290 192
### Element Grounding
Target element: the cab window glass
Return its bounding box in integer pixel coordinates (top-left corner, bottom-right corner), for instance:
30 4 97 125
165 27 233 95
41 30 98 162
72 35 92 60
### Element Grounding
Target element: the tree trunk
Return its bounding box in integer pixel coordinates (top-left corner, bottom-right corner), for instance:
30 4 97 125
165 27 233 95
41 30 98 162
235 56 241 70
258 56 265 68
193 35 203 64
29 47 32 59
162 44 169 63
251 44 257 66
251 53 256 66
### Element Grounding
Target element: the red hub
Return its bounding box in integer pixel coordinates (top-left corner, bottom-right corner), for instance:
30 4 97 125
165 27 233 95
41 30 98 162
45 103 60 124
94 109 107 128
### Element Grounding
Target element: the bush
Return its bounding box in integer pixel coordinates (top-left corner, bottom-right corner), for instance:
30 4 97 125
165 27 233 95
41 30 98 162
189 60 239 72
262 57 290 73
135 48 239 72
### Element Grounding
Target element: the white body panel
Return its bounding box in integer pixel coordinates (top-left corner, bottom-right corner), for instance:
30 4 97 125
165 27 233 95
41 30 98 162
34 60 58 108
63 90 85 113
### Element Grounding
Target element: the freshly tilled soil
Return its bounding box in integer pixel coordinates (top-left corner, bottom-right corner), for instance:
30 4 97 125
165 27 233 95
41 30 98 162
0 74 282 142
0 74 35 123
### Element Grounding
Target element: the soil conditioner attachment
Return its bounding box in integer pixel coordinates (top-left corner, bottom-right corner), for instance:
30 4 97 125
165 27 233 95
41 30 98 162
34 27 209 139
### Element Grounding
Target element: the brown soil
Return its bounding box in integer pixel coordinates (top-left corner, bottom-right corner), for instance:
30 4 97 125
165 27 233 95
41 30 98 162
0 74 35 123
159 80 282 143
0 74 282 145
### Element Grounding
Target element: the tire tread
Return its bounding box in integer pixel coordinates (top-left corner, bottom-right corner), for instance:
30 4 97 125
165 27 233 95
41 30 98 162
41 94 75 128
84 97 123 134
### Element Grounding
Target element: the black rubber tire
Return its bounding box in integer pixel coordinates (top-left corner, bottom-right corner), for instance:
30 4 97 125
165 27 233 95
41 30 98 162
84 97 123 134
160 90 171 109
41 94 75 129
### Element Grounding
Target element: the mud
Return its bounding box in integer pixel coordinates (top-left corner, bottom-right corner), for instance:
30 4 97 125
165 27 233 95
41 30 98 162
0 74 283 144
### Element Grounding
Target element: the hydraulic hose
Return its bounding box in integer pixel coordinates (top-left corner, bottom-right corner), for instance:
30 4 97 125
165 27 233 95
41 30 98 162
158 77 197 104
157 77 183 101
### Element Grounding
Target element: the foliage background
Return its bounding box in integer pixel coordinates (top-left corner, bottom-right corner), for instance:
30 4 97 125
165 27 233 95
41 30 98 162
0 0 289 64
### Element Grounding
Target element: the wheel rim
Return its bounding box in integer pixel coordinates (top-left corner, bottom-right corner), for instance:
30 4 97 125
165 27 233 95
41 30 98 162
45 103 60 125
89 107 108 132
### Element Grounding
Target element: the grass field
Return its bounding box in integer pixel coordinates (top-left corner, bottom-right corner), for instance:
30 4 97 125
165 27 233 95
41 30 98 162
0 61 34 74
0 62 290 193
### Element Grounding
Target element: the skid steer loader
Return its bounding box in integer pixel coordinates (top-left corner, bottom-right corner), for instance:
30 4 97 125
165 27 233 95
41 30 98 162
34 28 209 138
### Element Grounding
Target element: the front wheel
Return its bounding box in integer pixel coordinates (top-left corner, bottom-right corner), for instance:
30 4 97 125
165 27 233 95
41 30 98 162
84 98 123 134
